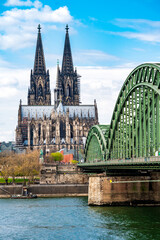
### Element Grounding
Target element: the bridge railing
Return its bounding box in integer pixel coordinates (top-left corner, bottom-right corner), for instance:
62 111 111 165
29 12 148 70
87 156 160 165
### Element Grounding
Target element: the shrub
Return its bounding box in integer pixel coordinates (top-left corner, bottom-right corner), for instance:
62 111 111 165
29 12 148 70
71 160 79 164
50 152 64 162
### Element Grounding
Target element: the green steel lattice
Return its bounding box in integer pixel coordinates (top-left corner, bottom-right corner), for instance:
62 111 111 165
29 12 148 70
84 63 160 163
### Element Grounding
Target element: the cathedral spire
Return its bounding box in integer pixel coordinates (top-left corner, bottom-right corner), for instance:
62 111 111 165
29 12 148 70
62 24 74 74
28 25 51 106
33 24 46 75
56 59 61 88
54 24 80 106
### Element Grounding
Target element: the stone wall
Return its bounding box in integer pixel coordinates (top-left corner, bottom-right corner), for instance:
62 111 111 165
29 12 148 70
40 163 89 184
0 184 88 198
88 173 160 206
0 185 22 197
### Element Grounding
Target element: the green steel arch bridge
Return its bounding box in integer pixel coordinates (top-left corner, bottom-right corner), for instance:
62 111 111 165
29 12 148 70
79 63 160 172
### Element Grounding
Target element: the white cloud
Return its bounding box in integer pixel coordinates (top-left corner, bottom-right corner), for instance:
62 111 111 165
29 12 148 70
2 5 72 24
74 50 118 65
115 31 160 43
5 0 33 7
0 57 10 67
109 18 160 43
0 65 133 141
89 17 98 22
0 67 29 89
133 48 145 52
80 50 118 61
79 66 132 124
0 87 18 98
0 33 35 50
115 62 138 68
107 30 160 43
5 0 42 8
0 4 73 49
0 129 14 142
45 50 118 68
114 19 160 30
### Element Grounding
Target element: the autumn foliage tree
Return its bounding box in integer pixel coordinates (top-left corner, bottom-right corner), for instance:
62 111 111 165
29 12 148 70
20 150 40 183
0 150 41 184
0 151 13 184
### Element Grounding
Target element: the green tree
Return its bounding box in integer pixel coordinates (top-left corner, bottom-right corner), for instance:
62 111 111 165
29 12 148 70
50 152 64 162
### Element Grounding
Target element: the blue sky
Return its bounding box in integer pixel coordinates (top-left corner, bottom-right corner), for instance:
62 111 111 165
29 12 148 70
1 0 160 141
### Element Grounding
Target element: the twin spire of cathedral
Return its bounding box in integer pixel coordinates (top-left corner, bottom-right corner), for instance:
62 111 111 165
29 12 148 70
33 23 74 77
28 24 80 107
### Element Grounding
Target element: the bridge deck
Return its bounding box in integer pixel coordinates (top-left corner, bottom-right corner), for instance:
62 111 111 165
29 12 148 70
78 157 160 171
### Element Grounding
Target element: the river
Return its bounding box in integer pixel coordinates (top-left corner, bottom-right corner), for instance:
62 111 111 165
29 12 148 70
0 197 160 240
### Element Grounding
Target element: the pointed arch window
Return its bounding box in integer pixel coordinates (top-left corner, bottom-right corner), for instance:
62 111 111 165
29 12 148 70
38 84 43 96
60 120 66 139
70 124 73 138
30 125 34 146
67 84 70 97
38 124 41 142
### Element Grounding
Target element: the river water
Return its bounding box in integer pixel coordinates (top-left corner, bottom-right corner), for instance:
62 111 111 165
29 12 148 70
0 197 160 240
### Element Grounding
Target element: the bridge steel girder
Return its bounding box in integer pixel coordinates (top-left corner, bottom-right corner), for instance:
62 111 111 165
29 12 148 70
84 125 109 162
108 63 160 160
83 63 160 166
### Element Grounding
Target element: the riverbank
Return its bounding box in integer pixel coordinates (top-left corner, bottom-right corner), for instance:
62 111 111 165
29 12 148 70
0 184 88 198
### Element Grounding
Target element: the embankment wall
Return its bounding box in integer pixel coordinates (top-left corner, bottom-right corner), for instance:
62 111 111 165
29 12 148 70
0 184 88 198
40 164 89 184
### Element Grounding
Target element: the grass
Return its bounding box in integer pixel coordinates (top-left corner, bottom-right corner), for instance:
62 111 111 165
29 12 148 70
0 177 40 184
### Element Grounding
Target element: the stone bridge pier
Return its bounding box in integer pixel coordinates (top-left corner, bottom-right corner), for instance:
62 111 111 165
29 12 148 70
88 173 160 206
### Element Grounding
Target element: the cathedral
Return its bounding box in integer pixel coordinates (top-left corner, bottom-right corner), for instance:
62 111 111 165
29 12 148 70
15 24 98 155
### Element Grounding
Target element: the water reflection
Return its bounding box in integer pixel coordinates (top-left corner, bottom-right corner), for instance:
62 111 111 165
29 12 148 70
89 206 160 240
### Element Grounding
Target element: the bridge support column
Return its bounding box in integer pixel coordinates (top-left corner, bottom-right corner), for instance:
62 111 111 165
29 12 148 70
88 173 160 206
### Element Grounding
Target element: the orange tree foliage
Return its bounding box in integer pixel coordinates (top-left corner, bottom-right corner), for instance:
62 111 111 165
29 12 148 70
0 150 40 184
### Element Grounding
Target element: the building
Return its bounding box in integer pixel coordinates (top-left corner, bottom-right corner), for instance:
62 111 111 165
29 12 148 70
15 24 98 156
0 141 16 153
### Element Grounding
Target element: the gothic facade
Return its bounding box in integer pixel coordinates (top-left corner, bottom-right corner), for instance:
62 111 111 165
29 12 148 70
15 25 98 155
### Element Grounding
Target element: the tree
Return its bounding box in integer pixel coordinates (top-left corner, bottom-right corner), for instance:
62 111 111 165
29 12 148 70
18 150 40 183
0 150 41 185
24 150 40 183
0 151 17 184
50 152 64 162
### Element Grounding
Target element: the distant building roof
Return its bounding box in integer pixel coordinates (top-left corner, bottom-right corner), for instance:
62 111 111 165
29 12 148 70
0 141 15 152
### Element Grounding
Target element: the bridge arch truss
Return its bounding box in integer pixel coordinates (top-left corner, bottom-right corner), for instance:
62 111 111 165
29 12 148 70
108 63 160 160
84 63 160 163
85 125 109 162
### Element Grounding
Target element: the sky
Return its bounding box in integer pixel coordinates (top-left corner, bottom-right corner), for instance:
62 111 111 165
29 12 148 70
1 0 160 141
